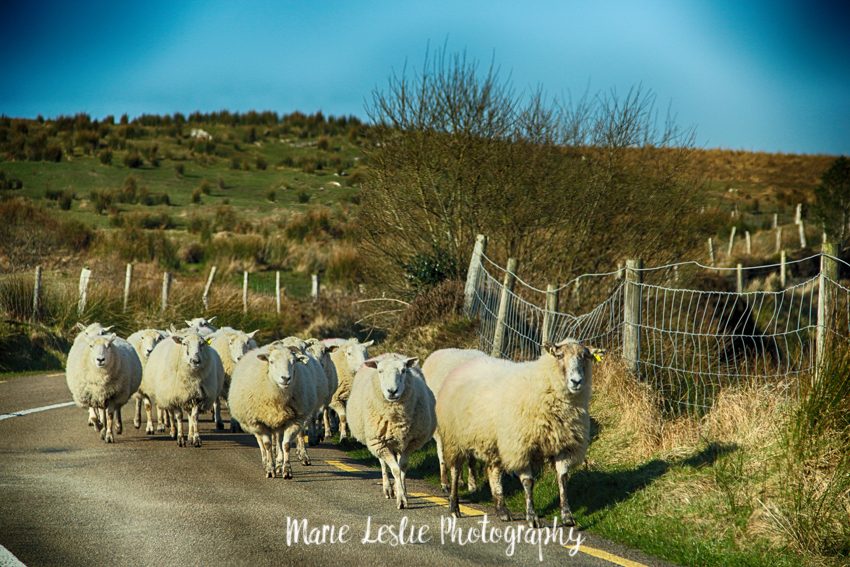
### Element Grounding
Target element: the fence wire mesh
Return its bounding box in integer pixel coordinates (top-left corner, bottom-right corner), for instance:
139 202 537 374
467 251 850 417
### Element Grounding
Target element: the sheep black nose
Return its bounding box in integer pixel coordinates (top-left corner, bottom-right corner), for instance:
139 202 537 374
570 378 582 387
387 388 398 397
96 357 106 365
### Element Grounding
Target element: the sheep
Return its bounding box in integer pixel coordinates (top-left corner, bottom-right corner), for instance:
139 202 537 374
421 348 489 493
67 322 114 428
127 328 169 434
65 331 142 443
347 353 436 509
323 338 374 439
227 343 318 478
184 316 218 337
207 327 258 431
436 338 601 528
304 338 339 441
144 331 224 447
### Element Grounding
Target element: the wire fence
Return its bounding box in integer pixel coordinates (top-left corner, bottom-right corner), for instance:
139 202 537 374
467 246 850 417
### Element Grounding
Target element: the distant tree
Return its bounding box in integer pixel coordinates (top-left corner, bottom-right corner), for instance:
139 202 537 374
813 156 850 252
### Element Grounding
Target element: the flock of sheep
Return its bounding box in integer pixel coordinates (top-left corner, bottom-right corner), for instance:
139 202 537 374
64 316 602 528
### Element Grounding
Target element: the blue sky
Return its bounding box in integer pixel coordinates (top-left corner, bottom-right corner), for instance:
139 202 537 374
1 0 848 154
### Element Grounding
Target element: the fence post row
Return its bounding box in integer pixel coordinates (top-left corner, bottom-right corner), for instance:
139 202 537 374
78 267 92 316
541 283 559 345
243 271 249 314
202 266 217 312
161 272 171 313
816 241 837 377
463 234 488 315
491 257 518 358
123 263 133 313
623 258 643 376
32 266 42 320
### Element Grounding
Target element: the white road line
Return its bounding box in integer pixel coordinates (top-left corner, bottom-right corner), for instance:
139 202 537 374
0 544 27 566
0 401 76 421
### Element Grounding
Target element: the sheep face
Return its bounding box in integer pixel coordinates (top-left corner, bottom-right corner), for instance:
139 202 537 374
343 339 374 374
258 346 308 389
545 340 596 395
228 331 258 363
140 331 166 361
89 334 117 369
366 357 418 402
171 333 207 369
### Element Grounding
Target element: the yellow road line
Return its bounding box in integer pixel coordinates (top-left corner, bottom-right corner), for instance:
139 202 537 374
326 459 359 473
326 459 644 567
576 544 648 567
408 492 484 517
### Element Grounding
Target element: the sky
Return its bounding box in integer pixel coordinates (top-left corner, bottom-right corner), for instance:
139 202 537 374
1 0 848 155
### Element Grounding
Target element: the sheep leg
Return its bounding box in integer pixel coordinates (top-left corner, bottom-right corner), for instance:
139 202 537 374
167 409 177 439
134 397 143 429
280 425 299 479
230 417 242 433
448 461 462 518
256 433 274 478
331 402 348 440
115 407 123 435
189 405 201 447
466 456 478 492
555 457 576 527
173 409 185 447
156 407 167 433
487 465 511 521
307 415 320 447
435 432 449 493
396 453 409 510
296 425 311 465
144 397 155 435
213 397 224 431
322 408 332 442
379 458 394 499
519 470 539 528
103 407 115 443
88 407 101 430
98 408 107 439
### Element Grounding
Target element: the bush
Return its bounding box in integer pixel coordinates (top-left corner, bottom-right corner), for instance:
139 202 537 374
98 148 113 165
191 188 202 204
90 189 114 214
181 242 205 264
58 190 74 210
199 179 212 195
123 150 143 168
174 163 185 177
256 156 268 170
230 157 241 170
266 189 276 202
44 144 62 162
0 171 24 190
317 136 330 151
297 191 310 204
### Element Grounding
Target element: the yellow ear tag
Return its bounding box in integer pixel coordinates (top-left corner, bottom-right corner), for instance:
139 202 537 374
593 352 604 362
206 338 213 345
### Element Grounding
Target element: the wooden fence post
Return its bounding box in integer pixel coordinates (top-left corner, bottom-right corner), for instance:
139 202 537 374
780 250 787 288
242 271 249 314
275 271 281 314
463 234 488 315
775 226 783 254
727 226 737 256
161 272 171 313
708 237 715 265
491 258 518 358
77 267 91 316
623 258 643 375
816 241 838 377
32 266 42 320
795 203 802 225
773 213 778 229
122 263 132 313
736 263 744 293
202 266 217 311
311 273 320 302
799 220 807 248
541 283 560 345
745 231 752 255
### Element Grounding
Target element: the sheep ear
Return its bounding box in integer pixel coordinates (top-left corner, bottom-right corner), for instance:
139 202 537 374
404 357 419 368
295 353 310 364
247 330 258 338
102 325 114 333
106 333 117 344
362 340 374 348
207 316 216 324
364 359 379 369
543 342 558 356
326 345 339 353
171 335 183 344
184 320 193 327
257 353 269 362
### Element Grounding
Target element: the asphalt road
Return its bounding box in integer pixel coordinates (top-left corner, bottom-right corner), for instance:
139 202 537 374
0 372 669 567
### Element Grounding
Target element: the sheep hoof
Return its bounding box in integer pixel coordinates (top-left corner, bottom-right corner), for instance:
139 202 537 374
467 478 478 492
497 507 511 522
115 424 122 435
283 466 293 480
133 419 141 429
87 419 95 427
192 436 202 448
559 512 576 528
177 436 186 447
301 457 311 466
527 516 539 529
104 432 114 443
440 484 449 494
145 425 155 435
266 471 274 479
156 424 165 433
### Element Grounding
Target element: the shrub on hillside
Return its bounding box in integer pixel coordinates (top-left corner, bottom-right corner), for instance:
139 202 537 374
123 151 143 168
98 148 113 165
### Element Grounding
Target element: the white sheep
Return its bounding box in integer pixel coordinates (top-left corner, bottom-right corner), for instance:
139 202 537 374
304 338 339 441
65 331 142 443
127 328 168 434
68 323 115 428
227 343 318 478
347 353 436 509
207 327 258 431
145 331 224 447
184 316 218 337
436 339 600 527
323 338 373 439
422 348 488 493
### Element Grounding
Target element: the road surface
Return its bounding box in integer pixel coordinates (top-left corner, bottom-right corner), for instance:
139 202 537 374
0 372 668 567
